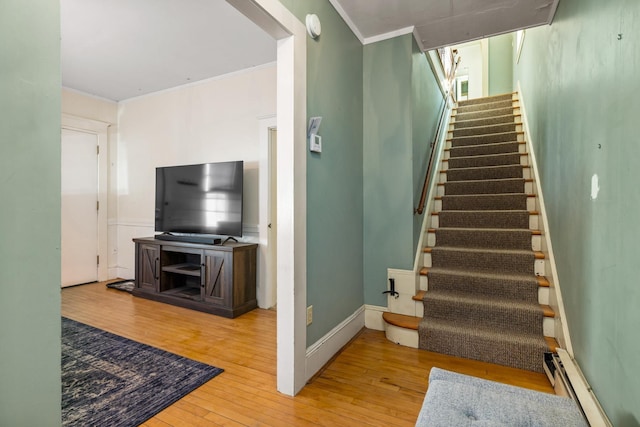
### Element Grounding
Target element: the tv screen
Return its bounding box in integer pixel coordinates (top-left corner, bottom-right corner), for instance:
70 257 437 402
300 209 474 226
155 161 243 237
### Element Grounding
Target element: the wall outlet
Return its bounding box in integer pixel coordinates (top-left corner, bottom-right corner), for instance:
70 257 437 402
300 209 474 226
306 305 313 325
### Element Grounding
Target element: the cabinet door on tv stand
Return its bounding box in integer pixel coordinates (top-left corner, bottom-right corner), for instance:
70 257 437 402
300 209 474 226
137 243 160 292
202 250 232 306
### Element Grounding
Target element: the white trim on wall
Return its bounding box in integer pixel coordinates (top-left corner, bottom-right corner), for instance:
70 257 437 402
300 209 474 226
305 305 365 381
364 26 414 45
227 0 308 396
327 0 365 44
481 38 489 97
516 30 525 64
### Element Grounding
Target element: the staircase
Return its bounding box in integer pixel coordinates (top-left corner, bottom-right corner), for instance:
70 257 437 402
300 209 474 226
383 93 557 373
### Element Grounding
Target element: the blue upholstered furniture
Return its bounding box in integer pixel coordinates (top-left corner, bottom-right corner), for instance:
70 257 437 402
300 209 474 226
416 368 588 426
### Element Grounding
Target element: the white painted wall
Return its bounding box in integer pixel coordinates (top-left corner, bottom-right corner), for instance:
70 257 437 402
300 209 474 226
115 64 277 291
453 40 486 99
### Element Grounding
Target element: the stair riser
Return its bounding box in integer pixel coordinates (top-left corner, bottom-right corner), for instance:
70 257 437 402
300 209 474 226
455 99 515 114
444 153 529 169
422 252 546 276
426 230 541 251
454 106 521 122
434 196 535 212
423 252 546 276
448 131 524 147
436 181 534 196
418 274 550 306
451 123 520 137
384 323 419 348
386 322 554 352
444 142 525 158
426 232 542 251
431 213 539 229
440 167 531 182
457 94 515 107
450 114 521 130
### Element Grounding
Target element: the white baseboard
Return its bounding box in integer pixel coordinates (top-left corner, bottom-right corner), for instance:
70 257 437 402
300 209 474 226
305 305 365 381
108 268 120 279
364 304 388 331
117 267 134 280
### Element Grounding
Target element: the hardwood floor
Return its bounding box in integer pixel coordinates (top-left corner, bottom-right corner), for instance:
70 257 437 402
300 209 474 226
62 281 553 426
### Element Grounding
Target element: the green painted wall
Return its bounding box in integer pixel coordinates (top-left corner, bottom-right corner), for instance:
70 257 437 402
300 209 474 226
363 35 413 306
412 39 445 252
279 0 364 346
488 33 513 96
0 1 62 425
363 35 442 306
514 0 640 424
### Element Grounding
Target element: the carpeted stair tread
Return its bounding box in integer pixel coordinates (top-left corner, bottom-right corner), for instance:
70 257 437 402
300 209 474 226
452 114 518 129
455 99 513 114
449 131 523 147
437 210 531 229
444 164 524 181
443 178 525 195
420 267 546 301
425 245 544 258
426 246 537 275
452 123 517 137
447 141 522 157
440 193 529 211
420 266 549 286
418 317 548 372
457 93 514 106
428 227 541 235
455 106 514 122
423 268 541 302
422 291 544 335
433 227 533 249
415 93 550 373
446 152 522 168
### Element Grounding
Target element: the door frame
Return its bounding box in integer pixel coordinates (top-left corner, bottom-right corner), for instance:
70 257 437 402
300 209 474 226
258 115 277 309
227 0 308 396
61 113 110 282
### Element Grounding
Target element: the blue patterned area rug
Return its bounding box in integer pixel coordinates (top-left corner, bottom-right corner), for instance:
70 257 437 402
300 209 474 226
61 317 223 426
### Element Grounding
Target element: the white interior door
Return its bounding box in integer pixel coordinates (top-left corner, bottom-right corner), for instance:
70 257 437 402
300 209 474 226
268 127 278 307
61 128 99 287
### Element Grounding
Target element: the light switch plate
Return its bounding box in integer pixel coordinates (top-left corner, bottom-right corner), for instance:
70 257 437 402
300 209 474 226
310 134 322 153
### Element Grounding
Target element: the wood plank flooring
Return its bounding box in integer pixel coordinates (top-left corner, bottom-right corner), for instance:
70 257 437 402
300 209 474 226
61 281 553 426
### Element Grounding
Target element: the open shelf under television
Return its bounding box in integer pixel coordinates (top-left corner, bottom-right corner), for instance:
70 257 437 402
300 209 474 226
132 237 258 318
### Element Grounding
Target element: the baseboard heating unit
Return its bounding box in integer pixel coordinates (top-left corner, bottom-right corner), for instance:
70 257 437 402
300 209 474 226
544 349 612 427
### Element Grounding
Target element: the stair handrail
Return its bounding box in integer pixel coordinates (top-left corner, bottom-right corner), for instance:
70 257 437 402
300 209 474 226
414 53 460 215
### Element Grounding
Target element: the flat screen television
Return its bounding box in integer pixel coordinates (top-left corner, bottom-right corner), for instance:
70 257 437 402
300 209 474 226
155 161 243 238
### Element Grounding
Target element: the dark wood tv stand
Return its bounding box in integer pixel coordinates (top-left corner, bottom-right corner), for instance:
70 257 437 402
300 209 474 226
132 237 258 318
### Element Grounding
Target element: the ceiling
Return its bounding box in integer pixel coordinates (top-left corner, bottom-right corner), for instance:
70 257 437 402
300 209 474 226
61 0 558 102
330 0 559 48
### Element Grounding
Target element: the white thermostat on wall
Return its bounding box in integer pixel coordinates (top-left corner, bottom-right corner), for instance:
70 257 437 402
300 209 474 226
308 116 322 153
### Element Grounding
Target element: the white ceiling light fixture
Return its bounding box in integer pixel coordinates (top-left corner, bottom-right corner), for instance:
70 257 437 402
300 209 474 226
306 14 321 39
